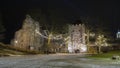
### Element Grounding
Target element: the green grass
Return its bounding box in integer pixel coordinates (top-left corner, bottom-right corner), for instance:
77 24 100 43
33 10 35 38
0 43 41 56
87 50 120 59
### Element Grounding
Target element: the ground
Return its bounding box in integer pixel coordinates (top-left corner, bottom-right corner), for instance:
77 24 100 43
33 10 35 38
0 54 120 68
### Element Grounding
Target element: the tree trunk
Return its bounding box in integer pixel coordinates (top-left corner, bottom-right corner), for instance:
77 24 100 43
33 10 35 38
98 46 101 54
87 30 90 53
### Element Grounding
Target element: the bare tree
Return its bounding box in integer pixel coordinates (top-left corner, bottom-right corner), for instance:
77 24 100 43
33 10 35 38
95 34 108 53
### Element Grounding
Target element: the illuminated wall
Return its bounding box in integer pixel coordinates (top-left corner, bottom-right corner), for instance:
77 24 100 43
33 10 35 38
12 15 43 50
68 24 87 53
117 31 120 38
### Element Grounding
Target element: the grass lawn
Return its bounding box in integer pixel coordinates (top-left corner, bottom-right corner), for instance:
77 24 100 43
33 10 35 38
87 50 120 59
0 43 40 56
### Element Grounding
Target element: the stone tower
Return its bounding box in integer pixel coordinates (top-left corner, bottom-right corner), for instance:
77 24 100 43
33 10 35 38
12 15 44 51
68 23 87 53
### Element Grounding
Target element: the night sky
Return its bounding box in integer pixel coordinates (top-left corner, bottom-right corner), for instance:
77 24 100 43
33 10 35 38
0 0 120 43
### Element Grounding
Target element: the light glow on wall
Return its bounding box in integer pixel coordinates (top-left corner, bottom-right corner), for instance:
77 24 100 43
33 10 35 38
117 31 120 38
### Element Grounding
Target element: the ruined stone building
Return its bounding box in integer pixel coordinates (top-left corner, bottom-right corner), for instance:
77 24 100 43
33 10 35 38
12 15 44 51
11 15 87 53
68 23 87 53
11 15 65 52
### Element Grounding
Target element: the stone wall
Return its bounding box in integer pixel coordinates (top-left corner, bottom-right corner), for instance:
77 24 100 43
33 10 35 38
12 15 44 51
68 24 87 53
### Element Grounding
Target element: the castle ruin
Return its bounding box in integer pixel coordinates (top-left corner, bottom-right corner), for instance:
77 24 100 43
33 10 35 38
68 23 87 53
12 15 44 51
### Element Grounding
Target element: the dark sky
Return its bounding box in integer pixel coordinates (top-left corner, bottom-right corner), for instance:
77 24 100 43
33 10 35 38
0 0 120 43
